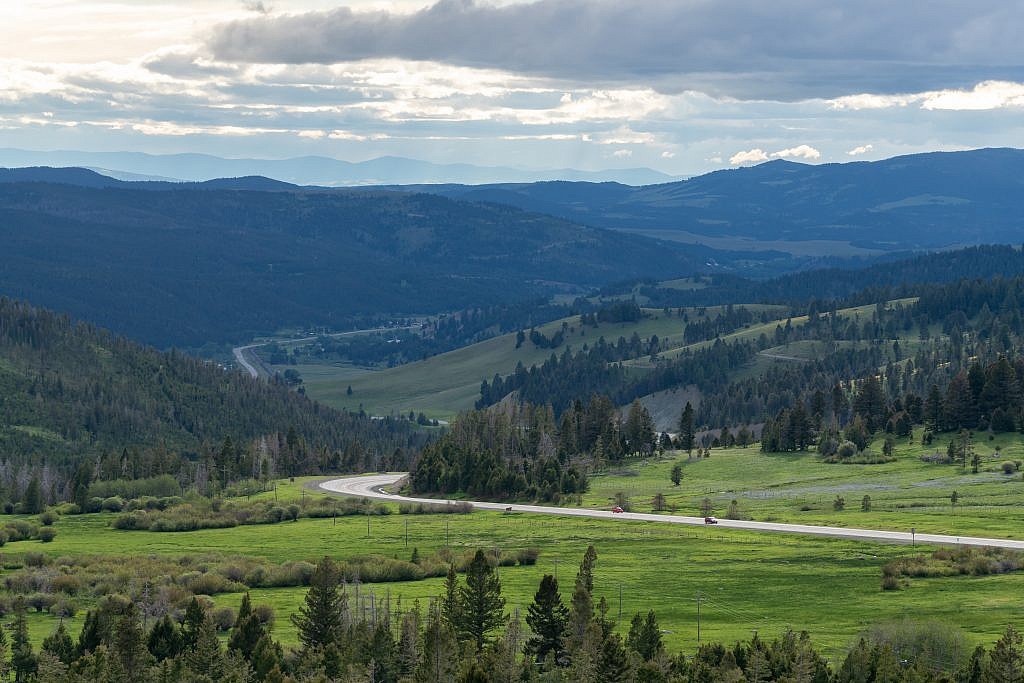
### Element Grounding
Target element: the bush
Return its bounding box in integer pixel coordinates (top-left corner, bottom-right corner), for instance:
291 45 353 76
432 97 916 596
5 521 38 542
517 548 540 566
881 575 900 591
0 531 8 547
27 592 58 612
212 606 237 632
1002 461 1017 474
38 511 57 526
101 496 126 513
49 598 77 618
253 604 275 627
286 504 300 522
37 527 57 543
837 441 858 458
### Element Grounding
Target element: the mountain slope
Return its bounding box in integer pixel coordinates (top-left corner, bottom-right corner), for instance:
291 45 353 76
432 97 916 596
0 298 421 465
385 148 1024 252
0 174 720 347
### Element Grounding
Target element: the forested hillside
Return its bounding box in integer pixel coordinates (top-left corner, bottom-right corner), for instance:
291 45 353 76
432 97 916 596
388 148 1024 252
0 299 423 505
0 172 721 347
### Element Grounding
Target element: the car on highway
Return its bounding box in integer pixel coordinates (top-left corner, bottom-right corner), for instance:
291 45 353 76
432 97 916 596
704 516 718 525
612 506 624 513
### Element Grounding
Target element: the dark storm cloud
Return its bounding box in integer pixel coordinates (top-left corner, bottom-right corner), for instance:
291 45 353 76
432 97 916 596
206 0 1024 99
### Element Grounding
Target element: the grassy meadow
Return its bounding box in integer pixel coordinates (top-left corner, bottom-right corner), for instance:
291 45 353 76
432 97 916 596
11 439 1024 659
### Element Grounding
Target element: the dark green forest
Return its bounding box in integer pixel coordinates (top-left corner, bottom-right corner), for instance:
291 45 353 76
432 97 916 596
0 177 709 348
0 299 424 507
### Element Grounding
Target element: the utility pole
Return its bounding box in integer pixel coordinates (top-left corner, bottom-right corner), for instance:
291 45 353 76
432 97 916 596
405 518 409 547
445 519 450 547
367 507 371 538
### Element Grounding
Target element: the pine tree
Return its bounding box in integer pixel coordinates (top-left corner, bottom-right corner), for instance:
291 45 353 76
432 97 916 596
441 564 461 629
147 615 182 662
525 574 569 663
228 593 265 661
678 402 695 456
11 609 37 683
597 633 632 683
250 634 284 682
984 625 1023 683
456 549 506 651
291 556 344 650
180 597 207 651
113 603 153 679
41 622 74 666
187 607 225 679
626 610 662 661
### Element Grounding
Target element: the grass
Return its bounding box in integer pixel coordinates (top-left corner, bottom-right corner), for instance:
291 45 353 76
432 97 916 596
584 431 1024 539
9 457 1024 658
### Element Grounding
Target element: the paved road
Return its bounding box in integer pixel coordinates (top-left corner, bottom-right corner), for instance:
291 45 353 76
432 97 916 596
232 326 418 379
320 473 1024 549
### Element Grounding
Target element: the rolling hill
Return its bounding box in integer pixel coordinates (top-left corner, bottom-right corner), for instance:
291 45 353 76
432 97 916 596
0 169 730 347
379 148 1024 254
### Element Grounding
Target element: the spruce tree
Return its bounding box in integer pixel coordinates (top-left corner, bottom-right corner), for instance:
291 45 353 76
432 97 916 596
456 549 506 651
597 633 632 683
626 610 662 661
11 609 36 683
291 556 344 651
228 593 265 661
113 603 153 679
147 615 182 662
525 574 569 663
984 625 1023 683
41 621 74 666
678 402 695 456
180 597 207 651
186 607 225 680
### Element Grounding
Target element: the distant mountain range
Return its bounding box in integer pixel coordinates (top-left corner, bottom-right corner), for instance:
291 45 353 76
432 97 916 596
0 167 728 347
378 148 1024 253
0 148 678 186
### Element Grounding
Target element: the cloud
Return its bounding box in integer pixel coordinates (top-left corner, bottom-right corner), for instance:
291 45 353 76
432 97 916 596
771 144 820 160
207 0 1024 99
661 150 676 159
921 80 1024 111
847 144 873 156
730 148 769 165
612 149 633 158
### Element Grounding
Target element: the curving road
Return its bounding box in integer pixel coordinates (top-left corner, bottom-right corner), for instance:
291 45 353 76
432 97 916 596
320 473 1024 549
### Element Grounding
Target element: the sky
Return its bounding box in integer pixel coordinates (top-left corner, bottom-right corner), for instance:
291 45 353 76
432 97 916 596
2 0 1023 176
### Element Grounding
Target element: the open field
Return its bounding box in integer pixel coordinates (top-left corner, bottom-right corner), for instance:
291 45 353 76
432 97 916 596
583 431 1024 539
13 495 1024 659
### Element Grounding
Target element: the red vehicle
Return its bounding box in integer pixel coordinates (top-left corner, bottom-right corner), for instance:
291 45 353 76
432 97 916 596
704 516 718 525
612 506 625 513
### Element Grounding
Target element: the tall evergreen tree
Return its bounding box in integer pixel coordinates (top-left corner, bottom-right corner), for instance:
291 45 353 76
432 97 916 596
525 574 569 664
291 556 344 651
228 593 266 661
678 402 695 456
626 610 663 661
147 615 182 662
984 625 1023 683
456 549 506 651
10 609 36 683
41 622 74 666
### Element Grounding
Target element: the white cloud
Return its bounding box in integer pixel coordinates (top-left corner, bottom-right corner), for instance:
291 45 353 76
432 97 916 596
730 148 769 165
612 149 633 158
847 144 873 156
328 129 367 141
921 80 1024 111
298 129 325 139
771 144 821 160
661 150 675 159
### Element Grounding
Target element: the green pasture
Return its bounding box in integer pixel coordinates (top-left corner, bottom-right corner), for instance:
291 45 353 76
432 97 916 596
585 432 1024 538
8 469 1024 658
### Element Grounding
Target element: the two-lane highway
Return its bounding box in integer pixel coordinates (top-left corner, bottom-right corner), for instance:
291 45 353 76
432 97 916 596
320 473 1024 549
